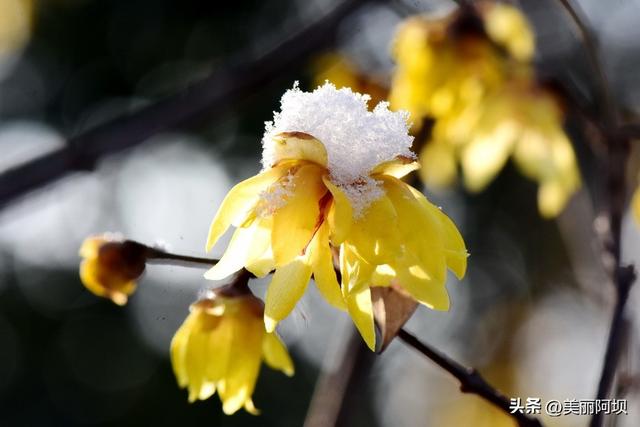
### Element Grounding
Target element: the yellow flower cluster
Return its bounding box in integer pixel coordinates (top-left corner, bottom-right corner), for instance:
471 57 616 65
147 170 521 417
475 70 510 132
78 83 469 415
171 288 293 415
206 132 467 351
390 3 581 217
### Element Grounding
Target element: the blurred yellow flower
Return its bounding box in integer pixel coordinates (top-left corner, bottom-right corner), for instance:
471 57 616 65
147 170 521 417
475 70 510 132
171 289 293 415
389 14 505 130
390 4 581 217
426 81 581 218
78 234 146 305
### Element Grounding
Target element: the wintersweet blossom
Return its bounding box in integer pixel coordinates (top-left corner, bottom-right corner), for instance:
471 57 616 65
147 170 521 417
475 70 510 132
171 287 293 415
423 79 581 217
389 13 505 131
78 234 146 305
205 83 467 350
390 4 581 217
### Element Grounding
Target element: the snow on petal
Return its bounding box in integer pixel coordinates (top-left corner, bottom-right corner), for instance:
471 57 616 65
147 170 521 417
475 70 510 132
262 82 415 213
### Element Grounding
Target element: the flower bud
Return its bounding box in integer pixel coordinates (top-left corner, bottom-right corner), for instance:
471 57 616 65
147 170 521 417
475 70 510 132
78 234 147 305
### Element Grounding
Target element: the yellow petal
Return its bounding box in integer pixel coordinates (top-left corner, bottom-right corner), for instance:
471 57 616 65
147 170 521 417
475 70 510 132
419 141 458 189
345 286 376 351
434 211 467 279
371 156 419 179
204 225 254 280
203 315 233 382
269 132 328 168
484 3 535 62
396 263 450 310
244 399 260 416
264 257 313 332
371 264 396 287
407 186 467 279
79 236 106 258
461 125 516 192
219 315 263 415
262 332 295 376
322 175 353 245
206 165 288 252
383 177 447 284
244 217 275 278
79 260 107 298
79 260 136 306
348 195 400 265
170 313 194 388
271 164 327 266
538 179 569 218
309 223 346 310
183 312 221 402
340 243 375 295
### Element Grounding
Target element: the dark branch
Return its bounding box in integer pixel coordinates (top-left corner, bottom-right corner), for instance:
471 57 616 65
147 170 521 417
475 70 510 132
0 0 369 210
397 328 544 427
554 2 637 426
143 244 218 268
590 266 636 427
618 123 640 140
555 0 616 129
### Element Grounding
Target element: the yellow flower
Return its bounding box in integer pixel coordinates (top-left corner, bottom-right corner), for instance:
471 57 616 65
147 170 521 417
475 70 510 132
389 14 505 128
78 234 146 305
424 80 581 218
170 289 294 415
205 83 466 350
390 6 580 217
206 131 467 350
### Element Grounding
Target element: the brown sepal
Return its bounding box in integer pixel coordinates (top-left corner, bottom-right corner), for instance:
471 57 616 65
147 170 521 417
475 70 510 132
372 285 418 353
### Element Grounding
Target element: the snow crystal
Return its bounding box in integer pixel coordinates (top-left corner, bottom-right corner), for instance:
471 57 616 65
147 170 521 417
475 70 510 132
255 172 295 217
262 82 415 213
340 176 385 219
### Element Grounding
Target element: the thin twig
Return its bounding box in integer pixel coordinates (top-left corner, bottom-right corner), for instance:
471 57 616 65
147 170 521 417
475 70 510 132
397 328 544 427
591 267 635 427
555 0 616 129
120 240 218 268
143 244 219 268
553 2 637 426
0 0 369 210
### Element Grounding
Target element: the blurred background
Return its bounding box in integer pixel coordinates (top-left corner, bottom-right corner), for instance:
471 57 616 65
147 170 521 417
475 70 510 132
0 0 639 426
